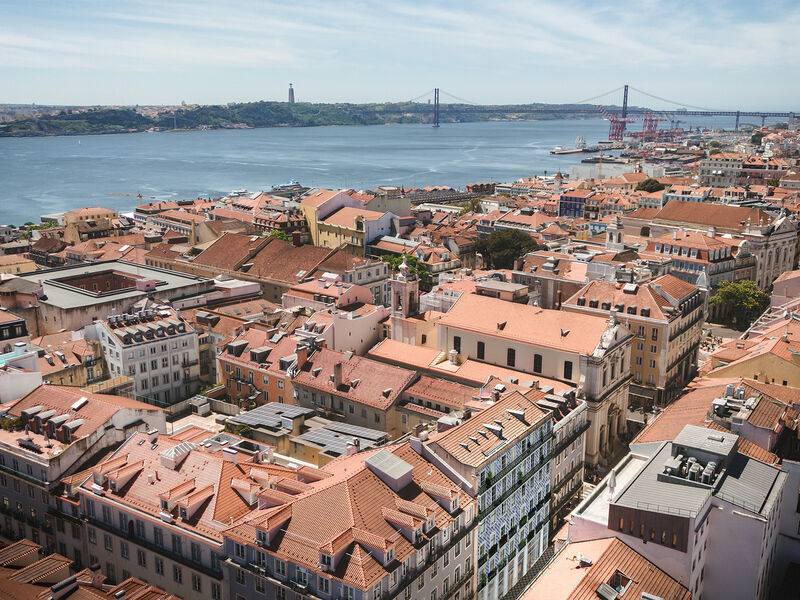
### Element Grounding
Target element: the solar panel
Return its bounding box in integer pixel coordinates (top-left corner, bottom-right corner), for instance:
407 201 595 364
324 421 387 441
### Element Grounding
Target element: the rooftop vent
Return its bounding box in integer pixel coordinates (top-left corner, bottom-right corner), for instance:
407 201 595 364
71 396 89 412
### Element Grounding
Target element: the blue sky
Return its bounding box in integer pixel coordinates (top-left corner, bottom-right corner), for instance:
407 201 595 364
2 0 799 109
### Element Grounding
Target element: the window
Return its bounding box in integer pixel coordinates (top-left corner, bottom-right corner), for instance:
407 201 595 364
212 583 221 600
533 353 542 373
319 576 330 594
104 534 113 551
651 328 658 341
275 559 286 577
174 565 183 584
477 341 485 359
172 534 183 556
154 527 164 547
650 344 657 353
563 361 573 380
507 348 515 367
88 528 96 545
453 336 461 353
137 549 146 567
192 573 202 592
155 557 164 575
234 542 245 559
191 542 202 562
120 541 129 559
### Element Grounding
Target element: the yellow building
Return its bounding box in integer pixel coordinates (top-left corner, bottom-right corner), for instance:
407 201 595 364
704 318 800 387
317 206 392 255
0 254 36 274
563 274 706 407
63 206 119 226
299 189 345 246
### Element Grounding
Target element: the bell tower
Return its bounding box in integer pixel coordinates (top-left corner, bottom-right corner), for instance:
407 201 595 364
390 256 419 341
606 215 625 251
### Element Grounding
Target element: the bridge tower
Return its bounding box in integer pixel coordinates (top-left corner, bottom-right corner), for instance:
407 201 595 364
433 88 440 128
620 84 629 134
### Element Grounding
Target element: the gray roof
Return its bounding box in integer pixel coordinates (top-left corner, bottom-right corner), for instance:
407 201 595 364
614 442 712 518
228 403 314 429
615 427 785 519
715 453 784 516
476 280 528 293
364 449 413 481
19 260 210 309
295 424 387 457
673 425 737 459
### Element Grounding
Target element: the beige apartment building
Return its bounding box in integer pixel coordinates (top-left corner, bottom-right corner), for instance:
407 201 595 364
434 292 632 466
563 274 706 408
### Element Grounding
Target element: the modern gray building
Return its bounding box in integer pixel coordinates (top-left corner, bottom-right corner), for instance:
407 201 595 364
570 424 787 600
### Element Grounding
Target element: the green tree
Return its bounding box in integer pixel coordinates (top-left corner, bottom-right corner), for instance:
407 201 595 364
459 197 483 215
475 229 539 269
267 230 291 242
767 177 781 187
708 141 721 148
379 254 429 279
751 132 764 145
709 280 769 329
635 178 666 193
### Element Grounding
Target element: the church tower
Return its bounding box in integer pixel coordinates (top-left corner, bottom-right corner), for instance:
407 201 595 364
390 256 419 341
288 83 295 104
606 215 625 252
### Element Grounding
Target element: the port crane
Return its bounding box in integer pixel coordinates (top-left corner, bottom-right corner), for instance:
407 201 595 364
108 192 156 206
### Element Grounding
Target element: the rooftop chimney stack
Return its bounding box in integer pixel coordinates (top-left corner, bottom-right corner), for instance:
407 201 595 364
333 362 343 388
90 563 103 589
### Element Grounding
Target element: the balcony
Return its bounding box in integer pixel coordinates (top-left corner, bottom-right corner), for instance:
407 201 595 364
482 462 551 517
479 434 550 494
182 358 199 368
440 565 475 600
551 420 590 459
551 461 585 498
87 516 222 580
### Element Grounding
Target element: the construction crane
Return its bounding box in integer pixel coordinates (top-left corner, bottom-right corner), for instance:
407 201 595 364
596 105 633 141
108 192 156 206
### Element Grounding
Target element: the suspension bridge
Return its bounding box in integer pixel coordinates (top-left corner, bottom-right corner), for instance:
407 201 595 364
411 85 798 140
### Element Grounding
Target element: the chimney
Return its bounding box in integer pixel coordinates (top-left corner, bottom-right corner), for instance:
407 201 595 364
223 448 238 465
346 438 361 456
292 231 302 247
295 345 308 370
673 230 678 240
333 362 343 388
707 226 716 238
147 429 159 443
90 563 103 589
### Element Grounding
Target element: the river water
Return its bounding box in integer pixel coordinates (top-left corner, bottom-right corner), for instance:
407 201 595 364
0 116 742 224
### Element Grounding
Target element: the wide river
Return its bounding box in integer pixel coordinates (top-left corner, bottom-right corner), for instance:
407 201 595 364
0 116 740 224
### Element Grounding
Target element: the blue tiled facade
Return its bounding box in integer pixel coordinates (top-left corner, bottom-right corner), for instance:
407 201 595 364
476 419 552 600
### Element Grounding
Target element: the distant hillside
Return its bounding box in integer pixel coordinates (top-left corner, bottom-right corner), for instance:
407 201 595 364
0 101 617 137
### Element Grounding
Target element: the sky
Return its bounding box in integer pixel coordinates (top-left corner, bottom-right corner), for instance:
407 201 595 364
2 0 799 110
